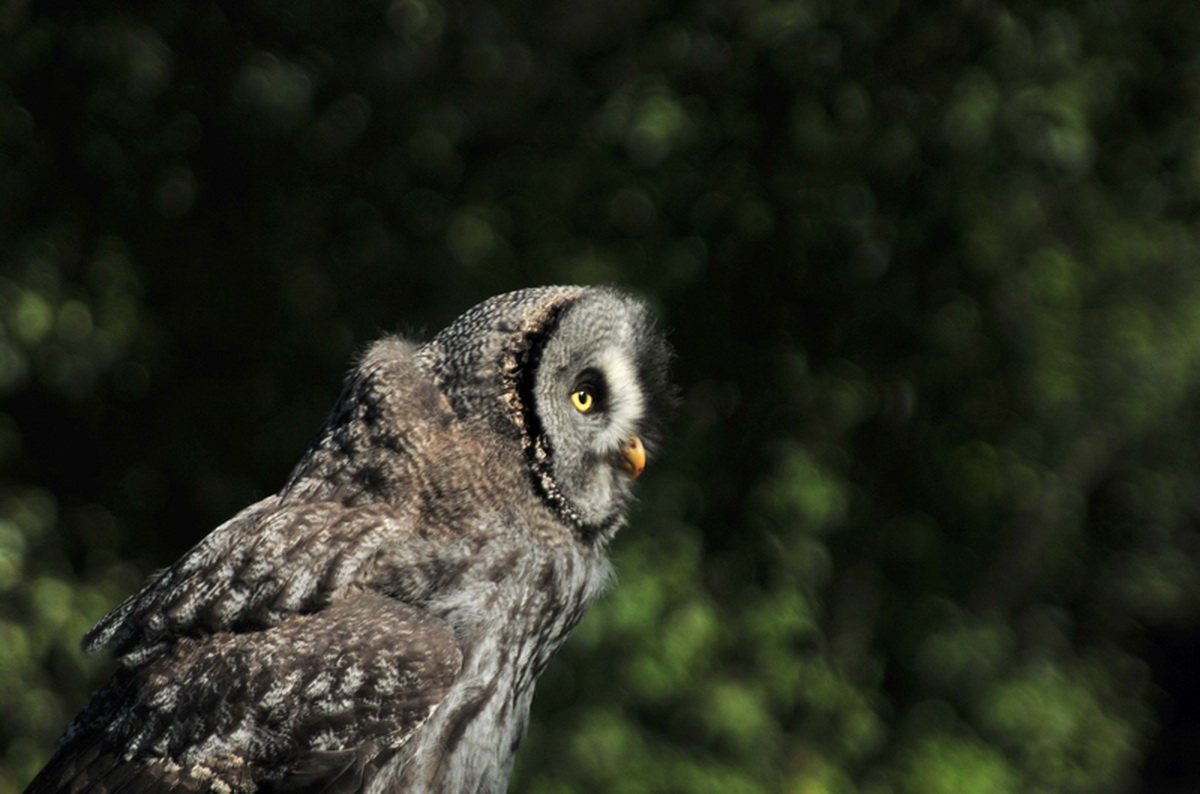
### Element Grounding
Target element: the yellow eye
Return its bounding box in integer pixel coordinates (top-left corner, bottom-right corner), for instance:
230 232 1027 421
570 388 595 413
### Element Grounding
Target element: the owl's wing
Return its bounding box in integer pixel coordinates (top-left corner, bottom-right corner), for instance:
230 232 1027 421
84 497 442 662
26 592 462 794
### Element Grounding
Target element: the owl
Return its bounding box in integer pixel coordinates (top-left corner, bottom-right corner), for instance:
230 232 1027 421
26 285 674 793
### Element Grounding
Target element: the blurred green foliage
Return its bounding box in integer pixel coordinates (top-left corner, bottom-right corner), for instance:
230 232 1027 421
4 0 1200 791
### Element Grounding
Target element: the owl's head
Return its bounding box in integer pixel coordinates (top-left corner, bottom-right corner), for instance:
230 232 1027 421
428 286 673 538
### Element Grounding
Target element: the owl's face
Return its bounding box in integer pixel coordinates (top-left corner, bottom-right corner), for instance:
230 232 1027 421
528 291 669 531
429 286 673 538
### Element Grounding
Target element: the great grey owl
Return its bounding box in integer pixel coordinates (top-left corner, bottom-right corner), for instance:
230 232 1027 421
26 285 673 793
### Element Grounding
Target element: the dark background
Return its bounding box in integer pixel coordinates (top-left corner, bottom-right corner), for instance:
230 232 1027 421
4 1 1200 791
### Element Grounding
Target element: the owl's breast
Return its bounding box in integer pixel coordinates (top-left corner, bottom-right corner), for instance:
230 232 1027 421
379 534 609 793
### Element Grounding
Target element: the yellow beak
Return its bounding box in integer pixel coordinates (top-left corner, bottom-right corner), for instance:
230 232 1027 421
620 436 646 479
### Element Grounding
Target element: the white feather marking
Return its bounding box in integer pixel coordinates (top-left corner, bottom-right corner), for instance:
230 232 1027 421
595 346 645 451
339 664 366 695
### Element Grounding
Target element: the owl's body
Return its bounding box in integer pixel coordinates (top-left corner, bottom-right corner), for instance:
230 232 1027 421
27 286 672 793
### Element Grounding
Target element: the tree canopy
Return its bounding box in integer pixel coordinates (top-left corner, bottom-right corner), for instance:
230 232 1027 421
3 1 1200 791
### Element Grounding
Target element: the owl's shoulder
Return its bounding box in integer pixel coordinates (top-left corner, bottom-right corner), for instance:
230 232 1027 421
352 335 455 424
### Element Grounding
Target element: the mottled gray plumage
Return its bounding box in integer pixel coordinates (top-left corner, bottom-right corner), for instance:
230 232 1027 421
27 285 673 793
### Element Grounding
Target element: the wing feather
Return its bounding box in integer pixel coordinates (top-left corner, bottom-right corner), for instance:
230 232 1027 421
28 593 462 793
83 499 434 662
